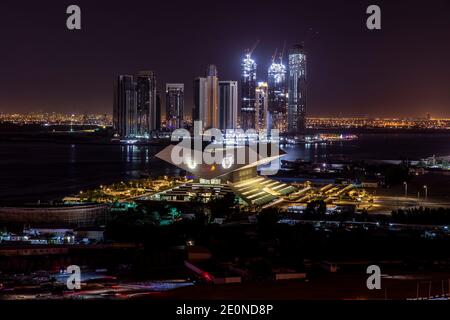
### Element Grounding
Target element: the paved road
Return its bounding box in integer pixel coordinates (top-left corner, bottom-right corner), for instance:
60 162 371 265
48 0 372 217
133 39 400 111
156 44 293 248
371 195 450 214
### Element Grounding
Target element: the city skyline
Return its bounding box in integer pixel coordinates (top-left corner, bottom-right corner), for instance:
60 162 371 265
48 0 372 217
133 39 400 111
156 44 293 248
114 42 305 138
0 1 449 118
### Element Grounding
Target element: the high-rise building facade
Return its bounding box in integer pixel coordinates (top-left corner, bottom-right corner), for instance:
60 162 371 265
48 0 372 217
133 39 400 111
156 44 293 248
288 45 307 135
155 91 162 131
193 65 219 130
136 71 158 136
193 77 206 127
113 75 137 138
268 59 287 132
218 81 238 130
255 82 268 131
240 52 257 130
165 83 184 130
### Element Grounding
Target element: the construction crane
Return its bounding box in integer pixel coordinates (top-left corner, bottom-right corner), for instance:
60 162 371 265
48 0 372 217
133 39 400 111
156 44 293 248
245 40 260 57
271 48 278 64
279 40 286 64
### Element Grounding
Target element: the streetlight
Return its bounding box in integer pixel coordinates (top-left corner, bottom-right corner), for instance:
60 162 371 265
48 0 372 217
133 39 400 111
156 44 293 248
423 185 428 201
403 182 408 198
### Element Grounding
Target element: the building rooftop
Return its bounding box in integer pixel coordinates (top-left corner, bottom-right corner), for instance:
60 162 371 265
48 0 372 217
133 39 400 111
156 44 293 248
155 144 285 180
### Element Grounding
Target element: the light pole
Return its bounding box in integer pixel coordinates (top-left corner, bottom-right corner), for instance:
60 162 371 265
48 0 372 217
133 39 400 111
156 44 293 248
403 182 408 198
423 185 428 201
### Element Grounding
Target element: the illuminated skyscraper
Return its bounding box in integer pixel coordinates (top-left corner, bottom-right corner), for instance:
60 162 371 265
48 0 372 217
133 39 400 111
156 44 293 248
165 83 184 130
288 44 307 135
240 52 257 130
136 71 158 136
218 81 238 130
268 58 287 132
255 82 268 131
113 75 137 138
193 65 219 129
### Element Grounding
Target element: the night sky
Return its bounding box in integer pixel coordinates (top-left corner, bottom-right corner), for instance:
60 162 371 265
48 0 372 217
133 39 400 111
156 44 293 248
0 0 449 117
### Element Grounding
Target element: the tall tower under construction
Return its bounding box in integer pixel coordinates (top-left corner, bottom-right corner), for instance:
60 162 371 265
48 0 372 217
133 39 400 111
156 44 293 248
240 45 258 131
288 44 307 135
268 50 288 133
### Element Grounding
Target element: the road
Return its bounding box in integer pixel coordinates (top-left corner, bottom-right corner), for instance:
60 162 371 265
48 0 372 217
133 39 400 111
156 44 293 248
370 195 450 214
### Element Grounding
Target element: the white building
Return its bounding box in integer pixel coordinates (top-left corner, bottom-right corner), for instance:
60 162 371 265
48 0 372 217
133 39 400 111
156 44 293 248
219 81 238 130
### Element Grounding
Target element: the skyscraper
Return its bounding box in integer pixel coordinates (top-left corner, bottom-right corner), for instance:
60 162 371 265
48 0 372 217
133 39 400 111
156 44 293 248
136 71 158 136
194 77 206 127
288 44 307 135
218 81 238 130
240 51 257 130
193 65 219 130
155 91 162 131
268 57 287 132
255 82 268 131
165 83 184 130
113 75 137 138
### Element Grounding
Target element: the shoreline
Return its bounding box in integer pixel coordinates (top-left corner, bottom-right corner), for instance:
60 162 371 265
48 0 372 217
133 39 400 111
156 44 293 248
1 129 450 147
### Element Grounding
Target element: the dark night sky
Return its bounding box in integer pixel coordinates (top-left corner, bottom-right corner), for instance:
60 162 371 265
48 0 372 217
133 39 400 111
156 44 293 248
0 0 449 117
